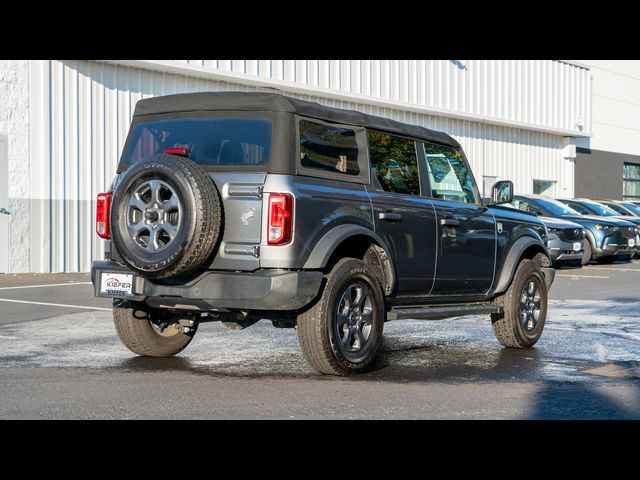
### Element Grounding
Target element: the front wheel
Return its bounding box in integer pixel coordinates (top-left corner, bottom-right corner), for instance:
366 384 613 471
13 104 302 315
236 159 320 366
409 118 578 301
581 239 592 266
296 258 385 375
113 299 198 357
491 259 547 348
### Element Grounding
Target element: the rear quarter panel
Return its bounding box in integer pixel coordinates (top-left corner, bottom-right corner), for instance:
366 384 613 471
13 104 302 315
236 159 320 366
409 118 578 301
259 174 374 269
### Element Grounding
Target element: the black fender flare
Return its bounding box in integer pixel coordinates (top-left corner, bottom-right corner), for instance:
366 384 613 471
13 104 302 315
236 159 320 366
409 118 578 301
302 224 395 293
493 236 549 294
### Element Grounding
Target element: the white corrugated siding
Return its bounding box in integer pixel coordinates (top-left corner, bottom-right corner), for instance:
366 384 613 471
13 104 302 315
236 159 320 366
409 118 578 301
29 59 579 273
178 60 591 135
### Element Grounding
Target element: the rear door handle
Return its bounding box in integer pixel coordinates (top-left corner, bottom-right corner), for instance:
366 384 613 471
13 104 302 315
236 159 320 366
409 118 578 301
0 207 10 215
440 218 460 227
379 212 402 222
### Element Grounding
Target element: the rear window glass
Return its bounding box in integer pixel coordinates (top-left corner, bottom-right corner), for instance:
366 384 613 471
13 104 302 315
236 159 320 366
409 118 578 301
122 118 272 167
299 120 360 176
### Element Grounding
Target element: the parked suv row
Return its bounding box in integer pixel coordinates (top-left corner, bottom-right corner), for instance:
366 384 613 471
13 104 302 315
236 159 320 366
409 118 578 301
502 195 638 266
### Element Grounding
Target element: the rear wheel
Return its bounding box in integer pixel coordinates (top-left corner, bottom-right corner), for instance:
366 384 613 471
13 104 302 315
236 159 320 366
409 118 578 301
491 259 547 348
296 258 384 375
113 299 198 357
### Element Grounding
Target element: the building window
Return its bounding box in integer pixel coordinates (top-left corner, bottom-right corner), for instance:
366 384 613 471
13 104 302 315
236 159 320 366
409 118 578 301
533 179 556 197
623 163 640 201
299 120 359 176
368 131 419 195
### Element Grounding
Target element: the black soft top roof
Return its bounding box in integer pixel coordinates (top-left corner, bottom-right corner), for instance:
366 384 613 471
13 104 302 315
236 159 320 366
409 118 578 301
134 91 460 148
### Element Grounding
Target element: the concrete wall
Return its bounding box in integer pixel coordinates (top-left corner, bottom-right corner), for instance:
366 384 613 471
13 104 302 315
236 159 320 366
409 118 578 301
0 60 30 272
574 148 640 200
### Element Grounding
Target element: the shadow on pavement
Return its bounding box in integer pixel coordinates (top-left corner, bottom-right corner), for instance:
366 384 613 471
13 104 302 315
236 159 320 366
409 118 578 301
607 297 640 303
528 381 640 419
119 356 194 372
366 341 552 383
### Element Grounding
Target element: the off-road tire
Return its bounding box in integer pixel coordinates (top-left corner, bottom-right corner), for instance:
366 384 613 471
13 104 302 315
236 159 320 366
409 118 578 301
490 259 547 348
113 299 198 357
110 154 222 280
296 258 384 375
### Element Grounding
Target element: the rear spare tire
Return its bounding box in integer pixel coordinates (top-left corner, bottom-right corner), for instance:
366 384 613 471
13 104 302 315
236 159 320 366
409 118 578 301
110 155 222 279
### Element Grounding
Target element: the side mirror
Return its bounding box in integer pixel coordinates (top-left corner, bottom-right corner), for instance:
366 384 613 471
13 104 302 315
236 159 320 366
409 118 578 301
490 180 514 205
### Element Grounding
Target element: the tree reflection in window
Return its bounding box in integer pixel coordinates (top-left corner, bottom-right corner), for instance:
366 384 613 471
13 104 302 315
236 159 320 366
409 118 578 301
423 143 476 204
368 131 419 195
299 120 359 175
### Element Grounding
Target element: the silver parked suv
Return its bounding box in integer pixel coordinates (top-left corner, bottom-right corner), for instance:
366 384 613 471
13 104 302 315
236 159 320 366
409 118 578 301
92 92 554 375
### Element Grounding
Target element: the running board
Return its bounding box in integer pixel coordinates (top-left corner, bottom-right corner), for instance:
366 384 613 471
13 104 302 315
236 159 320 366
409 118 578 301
386 304 502 321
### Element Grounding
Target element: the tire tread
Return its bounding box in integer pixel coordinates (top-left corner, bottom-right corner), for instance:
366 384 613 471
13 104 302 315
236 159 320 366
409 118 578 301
297 258 383 375
491 259 547 349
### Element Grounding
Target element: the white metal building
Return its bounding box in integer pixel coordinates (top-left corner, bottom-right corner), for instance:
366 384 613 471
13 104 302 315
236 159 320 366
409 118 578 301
574 60 640 201
0 59 593 273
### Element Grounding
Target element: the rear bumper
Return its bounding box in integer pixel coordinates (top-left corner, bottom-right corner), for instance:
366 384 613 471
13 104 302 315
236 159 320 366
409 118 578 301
91 260 323 311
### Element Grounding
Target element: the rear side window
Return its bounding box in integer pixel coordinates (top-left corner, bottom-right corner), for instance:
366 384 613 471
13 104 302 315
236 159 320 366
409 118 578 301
299 120 359 176
368 131 419 195
122 118 272 167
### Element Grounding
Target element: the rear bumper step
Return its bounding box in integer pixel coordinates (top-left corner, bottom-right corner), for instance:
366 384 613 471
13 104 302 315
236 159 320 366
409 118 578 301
92 260 323 311
387 304 502 321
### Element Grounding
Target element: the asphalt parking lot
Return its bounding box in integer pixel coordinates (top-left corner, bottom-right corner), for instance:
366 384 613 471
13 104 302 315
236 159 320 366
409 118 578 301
0 261 638 419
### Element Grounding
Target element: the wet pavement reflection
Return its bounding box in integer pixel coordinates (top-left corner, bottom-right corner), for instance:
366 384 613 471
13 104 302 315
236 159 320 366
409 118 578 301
0 299 638 386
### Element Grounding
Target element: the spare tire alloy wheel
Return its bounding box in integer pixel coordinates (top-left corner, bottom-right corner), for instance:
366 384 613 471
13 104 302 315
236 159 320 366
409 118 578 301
110 155 222 279
127 179 182 253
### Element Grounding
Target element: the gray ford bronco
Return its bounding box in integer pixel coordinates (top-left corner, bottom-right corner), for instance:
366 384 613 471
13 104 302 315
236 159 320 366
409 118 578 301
92 92 555 375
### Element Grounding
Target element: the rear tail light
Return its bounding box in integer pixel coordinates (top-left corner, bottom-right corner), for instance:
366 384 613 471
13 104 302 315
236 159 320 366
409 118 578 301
267 193 293 245
96 192 112 239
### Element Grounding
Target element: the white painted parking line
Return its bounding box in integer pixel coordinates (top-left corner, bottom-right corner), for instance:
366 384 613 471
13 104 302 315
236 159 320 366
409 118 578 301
0 282 92 291
584 267 640 272
555 274 610 279
0 298 110 311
